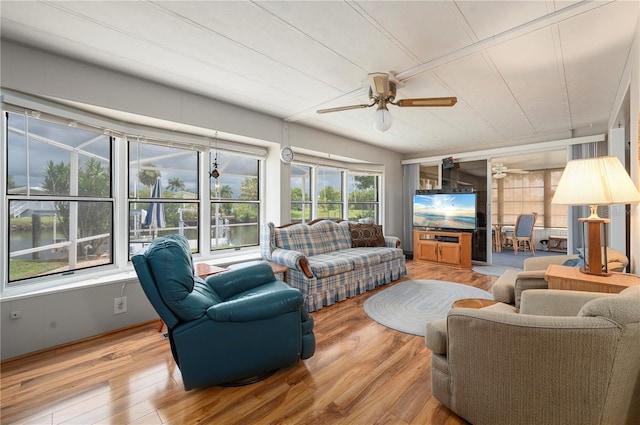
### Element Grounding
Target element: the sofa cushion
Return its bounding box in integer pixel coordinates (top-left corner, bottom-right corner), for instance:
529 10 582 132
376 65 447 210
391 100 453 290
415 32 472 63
307 253 354 278
375 247 405 262
336 248 383 269
145 235 221 322
349 223 385 247
274 220 351 256
275 223 317 255
314 220 352 253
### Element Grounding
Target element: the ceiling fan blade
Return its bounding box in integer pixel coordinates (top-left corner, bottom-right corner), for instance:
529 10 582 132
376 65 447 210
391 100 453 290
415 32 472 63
369 73 390 97
316 103 374 114
396 97 457 107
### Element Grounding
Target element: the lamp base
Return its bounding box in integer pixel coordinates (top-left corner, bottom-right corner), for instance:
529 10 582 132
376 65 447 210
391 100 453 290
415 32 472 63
578 215 611 278
579 266 611 277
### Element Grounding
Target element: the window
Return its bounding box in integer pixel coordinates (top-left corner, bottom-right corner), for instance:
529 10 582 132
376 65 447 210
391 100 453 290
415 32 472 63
547 169 567 228
210 151 260 250
289 163 382 224
6 111 113 283
4 97 267 290
317 167 344 220
347 173 379 223
290 164 312 223
128 139 199 257
492 169 566 229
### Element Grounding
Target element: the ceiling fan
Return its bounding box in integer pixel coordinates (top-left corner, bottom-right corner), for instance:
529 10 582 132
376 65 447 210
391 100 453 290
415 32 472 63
316 72 457 132
492 163 529 179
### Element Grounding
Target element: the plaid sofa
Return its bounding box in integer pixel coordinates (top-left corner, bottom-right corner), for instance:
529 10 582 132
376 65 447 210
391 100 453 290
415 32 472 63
261 220 406 312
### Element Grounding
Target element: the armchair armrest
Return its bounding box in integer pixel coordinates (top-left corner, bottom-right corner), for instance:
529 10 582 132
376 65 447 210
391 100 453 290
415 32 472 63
513 270 549 306
519 289 615 316
206 288 303 322
523 254 578 271
384 236 401 248
271 248 314 278
205 263 276 299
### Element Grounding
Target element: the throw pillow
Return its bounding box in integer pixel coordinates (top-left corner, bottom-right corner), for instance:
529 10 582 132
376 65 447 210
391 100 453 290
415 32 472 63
349 223 385 247
562 258 583 268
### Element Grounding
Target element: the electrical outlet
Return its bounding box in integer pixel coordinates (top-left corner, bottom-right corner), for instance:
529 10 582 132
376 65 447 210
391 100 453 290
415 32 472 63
10 311 22 320
113 297 127 314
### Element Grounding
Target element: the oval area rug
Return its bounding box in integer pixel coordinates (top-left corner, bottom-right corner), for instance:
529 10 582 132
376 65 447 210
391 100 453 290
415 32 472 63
364 280 493 336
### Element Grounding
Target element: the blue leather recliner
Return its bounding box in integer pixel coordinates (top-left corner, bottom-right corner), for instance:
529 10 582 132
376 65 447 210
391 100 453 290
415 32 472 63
132 234 315 390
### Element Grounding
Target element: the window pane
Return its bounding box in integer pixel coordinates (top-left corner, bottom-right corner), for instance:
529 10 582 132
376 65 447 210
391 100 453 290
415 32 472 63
348 174 379 222
317 204 343 220
492 169 567 231
7 112 111 197
128 140 200 255
8 200 113 282
211 202 258 250
129 141 198 199
129 201 199 257
348 203 378 222
290 204 312 223
317 168 342 219
291 164 312 223
210 152 258 200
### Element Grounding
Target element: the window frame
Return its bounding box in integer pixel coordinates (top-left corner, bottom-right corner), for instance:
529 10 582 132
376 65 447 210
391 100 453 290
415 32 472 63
209 150 262 251
5 110 116 286
491 168 567 229
1 96 266 295
289 161 383 225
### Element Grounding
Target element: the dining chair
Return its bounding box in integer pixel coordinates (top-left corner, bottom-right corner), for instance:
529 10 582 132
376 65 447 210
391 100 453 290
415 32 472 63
502 213 537 255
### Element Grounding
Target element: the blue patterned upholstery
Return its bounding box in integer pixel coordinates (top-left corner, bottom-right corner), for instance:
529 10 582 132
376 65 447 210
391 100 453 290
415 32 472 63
262 220 406 312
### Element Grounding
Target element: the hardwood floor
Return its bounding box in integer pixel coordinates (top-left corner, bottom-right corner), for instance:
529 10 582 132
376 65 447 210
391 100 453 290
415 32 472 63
1 260 497 425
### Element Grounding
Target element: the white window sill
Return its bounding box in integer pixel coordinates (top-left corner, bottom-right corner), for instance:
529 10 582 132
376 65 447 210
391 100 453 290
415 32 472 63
1 248 262 302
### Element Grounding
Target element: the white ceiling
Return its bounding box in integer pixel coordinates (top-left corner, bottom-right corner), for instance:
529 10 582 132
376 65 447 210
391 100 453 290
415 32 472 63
1 0 637 170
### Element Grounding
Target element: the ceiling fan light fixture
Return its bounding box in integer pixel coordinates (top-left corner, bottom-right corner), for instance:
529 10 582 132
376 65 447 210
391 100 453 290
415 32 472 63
493 172 507 179
373 105 393 132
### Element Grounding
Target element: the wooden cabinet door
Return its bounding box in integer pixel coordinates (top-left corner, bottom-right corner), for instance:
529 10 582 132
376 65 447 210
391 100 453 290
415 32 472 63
417 241 439 262
438 243 461 265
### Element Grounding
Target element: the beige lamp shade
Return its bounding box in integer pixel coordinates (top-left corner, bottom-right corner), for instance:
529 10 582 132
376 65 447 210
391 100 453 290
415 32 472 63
552 156 640 207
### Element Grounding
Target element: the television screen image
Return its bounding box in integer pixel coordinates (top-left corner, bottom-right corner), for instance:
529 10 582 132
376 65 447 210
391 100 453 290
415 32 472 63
413 193 477 230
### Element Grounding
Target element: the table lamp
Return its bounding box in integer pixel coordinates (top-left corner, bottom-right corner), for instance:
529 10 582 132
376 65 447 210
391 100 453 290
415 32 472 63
552 156 640 275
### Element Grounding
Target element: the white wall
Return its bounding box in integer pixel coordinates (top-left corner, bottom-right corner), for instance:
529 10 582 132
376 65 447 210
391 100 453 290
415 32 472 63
0 41 403 359
608 16 640 273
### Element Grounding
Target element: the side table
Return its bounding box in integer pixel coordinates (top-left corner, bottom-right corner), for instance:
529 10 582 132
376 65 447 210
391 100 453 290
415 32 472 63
545 264 640 294
227 260 289 282
452 298 499 309
195 263 228 278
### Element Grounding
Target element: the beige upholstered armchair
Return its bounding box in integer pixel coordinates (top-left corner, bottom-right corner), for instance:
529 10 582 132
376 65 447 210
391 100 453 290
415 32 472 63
492 247 628 307
425 287 640 425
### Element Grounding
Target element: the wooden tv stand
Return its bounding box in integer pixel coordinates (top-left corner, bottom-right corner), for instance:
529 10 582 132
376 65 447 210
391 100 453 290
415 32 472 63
413 230 472 269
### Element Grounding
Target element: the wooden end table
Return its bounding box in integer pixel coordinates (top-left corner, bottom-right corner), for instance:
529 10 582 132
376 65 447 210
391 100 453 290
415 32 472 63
195 263 228 278
266 261 289 282
545 264 640 294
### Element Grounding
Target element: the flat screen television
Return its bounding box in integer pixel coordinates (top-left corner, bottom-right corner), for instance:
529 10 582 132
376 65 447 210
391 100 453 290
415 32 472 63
413 192 477 231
